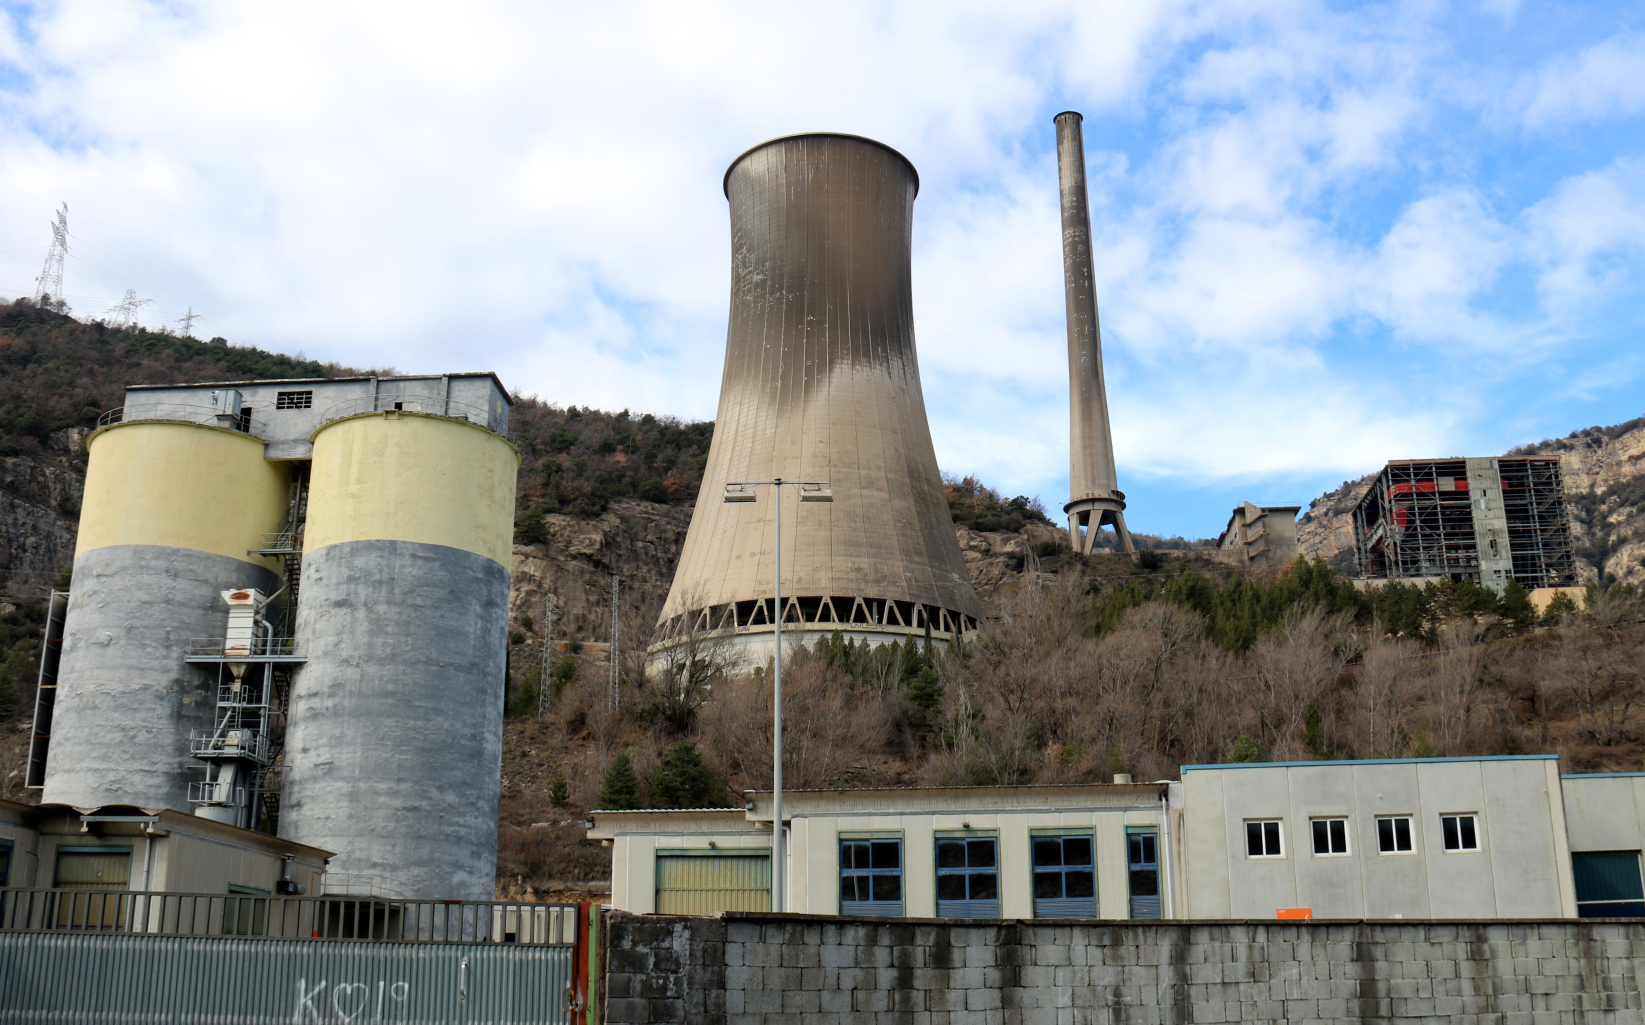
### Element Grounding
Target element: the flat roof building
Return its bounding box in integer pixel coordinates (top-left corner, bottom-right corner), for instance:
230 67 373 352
590 754 1645 923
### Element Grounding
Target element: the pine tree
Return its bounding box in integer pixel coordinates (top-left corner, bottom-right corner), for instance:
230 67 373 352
1301 703 1332 759
597 751 641 810
549 776 570 807
649 740 723 809
1499 580 1536 634
1229 733 1264 763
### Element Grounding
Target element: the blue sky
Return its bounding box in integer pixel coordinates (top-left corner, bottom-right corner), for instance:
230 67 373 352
1 2 1642 539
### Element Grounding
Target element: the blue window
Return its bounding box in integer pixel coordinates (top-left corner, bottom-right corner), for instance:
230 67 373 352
1127 828 1160 920
935 836 999 918
1573 851 1645 918
839 839 902 917
1033 833 1096 919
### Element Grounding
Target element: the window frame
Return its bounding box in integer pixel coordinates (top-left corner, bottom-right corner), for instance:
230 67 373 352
1440 813 1480 853
0 839 11 888
1310 817 1350 857
838 836 904 917
275 390 314 409
1031 830 1097 919
1375 815 1416 855
1244 819 1285 859
934 832 1001 918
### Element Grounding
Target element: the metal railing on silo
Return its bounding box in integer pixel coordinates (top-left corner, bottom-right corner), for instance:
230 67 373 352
96 404 266 436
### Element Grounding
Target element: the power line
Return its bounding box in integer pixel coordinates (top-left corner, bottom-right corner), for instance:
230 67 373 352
176 307 201 337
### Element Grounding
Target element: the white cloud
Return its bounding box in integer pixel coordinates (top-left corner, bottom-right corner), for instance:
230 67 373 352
0 0 1642 533
1525 32 1645 131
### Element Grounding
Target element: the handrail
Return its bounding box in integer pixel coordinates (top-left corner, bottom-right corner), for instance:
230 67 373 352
97 404 265 436
0 888 580 945
316 394 508 437
186 637 300 658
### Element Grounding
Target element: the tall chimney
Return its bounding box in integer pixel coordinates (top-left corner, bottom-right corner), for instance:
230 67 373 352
657 133 982 661
1055 111 1134 555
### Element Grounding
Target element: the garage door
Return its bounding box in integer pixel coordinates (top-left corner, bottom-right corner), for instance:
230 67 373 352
655 850 770 915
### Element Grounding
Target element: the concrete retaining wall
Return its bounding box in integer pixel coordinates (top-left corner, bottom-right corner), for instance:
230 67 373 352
604 912 1645 1025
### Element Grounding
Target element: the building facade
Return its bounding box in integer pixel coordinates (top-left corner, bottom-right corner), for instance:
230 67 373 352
1 799 330 895
592 755 1645 923
1213 502 1302 572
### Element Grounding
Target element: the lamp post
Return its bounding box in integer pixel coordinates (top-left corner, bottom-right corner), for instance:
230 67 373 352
723 478 832 912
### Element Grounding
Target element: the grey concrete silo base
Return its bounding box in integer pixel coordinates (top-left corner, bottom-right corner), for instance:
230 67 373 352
279 539 507 901
42 544 281 812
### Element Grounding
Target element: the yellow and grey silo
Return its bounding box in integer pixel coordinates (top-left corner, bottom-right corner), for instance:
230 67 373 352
42 419 290 810
658 133 982 657
278 407 517 900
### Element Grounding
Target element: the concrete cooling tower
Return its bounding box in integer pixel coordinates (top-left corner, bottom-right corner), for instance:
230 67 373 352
657 133 982 660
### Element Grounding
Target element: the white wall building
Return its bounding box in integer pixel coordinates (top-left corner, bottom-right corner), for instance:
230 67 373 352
589 754 1645 922
1179 755 1576 919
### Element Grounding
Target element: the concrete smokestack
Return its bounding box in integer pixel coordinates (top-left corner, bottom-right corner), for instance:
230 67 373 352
1055 111 1134 555
658 133 981 660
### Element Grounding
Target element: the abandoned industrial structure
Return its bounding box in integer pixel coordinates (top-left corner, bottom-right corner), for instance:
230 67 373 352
1352 456 1576 592
655 133 982 661
27 372 517 900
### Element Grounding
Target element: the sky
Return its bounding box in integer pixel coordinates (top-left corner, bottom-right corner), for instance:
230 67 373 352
1 1 1642 540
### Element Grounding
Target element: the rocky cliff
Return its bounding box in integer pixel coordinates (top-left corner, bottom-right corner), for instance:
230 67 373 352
1297 418 1645 587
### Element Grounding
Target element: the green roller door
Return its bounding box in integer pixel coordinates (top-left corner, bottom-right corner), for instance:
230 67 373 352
655 850 770 915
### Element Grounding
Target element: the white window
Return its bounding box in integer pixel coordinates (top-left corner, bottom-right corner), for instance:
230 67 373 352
1377 816 1414 854
1442 814 1479 852
1245 820 1283 858
1311 818 1349 855
276 390 313 409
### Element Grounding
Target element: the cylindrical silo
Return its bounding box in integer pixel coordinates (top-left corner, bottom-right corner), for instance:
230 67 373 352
43 421 290 810
279 408 517 900
658 133 982 657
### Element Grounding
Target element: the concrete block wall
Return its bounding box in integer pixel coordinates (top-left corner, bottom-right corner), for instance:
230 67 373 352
604 911 1645 1025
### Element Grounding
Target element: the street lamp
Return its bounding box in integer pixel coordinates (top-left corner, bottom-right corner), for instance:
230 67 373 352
723 477 832 912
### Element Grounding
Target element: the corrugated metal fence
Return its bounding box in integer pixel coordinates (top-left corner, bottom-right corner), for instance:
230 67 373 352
0 891 594 1025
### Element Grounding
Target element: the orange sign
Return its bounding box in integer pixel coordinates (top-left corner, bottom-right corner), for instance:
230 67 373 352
1276 908 1312 920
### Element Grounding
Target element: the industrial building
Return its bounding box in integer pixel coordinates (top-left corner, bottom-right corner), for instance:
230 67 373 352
589 754 1645 922
1352 456 1576 592
28 372 517 900
656 133 982 661
0 798 330 896
1214 502 1302 571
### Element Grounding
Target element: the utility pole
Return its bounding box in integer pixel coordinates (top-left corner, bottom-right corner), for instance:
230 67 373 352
34 204 68 312
537 595 555 719
608 576 620 711
722 478 833 914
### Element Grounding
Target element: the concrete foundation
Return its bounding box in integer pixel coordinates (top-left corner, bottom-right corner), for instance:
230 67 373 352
279 539 507 900
42 544 280 812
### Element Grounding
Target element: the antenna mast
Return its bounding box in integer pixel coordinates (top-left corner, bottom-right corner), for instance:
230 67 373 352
34 204 69 312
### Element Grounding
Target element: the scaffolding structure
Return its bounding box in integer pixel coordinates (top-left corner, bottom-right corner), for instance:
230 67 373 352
1352 457 1575 591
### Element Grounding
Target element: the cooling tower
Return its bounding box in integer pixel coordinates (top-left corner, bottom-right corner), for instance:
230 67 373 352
657 133 981 658
1055 111 1134 555
42 420 289 810
278 408 517 900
